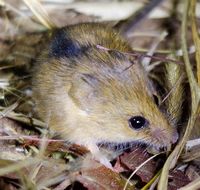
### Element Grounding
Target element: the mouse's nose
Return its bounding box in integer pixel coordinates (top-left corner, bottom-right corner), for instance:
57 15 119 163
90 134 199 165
171 130 179 144
151 127 178 149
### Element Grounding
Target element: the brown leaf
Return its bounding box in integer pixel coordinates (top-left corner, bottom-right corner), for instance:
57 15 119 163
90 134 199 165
49 143 89 156
168 170 191 190
76 159 134 190
119 147 157 182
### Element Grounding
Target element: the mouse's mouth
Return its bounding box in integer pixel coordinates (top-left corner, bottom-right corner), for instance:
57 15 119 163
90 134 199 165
97 140 169 154
146 143 171 154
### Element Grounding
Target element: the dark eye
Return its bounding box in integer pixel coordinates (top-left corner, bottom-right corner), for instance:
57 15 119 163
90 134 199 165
128 116 149 130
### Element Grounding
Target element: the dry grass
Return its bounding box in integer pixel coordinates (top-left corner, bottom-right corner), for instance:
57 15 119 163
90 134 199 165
0 0 200 189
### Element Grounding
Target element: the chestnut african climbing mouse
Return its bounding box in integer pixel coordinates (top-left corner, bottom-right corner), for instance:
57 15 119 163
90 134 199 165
32 23 178 168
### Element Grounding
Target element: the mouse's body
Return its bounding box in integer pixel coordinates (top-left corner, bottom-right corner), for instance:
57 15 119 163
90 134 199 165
33 23 178 167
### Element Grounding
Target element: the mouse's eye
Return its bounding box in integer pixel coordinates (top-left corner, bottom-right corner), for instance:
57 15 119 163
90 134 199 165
128 116 149 130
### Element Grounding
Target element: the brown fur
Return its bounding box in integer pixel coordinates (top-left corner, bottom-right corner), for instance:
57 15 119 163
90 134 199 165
32 23 177 166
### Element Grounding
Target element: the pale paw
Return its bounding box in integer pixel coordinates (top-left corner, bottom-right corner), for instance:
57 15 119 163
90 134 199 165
85 143 114 170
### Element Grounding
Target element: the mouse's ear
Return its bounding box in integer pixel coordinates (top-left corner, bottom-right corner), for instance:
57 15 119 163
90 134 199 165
68 73 101 111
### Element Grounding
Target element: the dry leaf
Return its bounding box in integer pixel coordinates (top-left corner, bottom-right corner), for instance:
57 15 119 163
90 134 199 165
119 147 157 183
76 159 134 190
168 170 191 190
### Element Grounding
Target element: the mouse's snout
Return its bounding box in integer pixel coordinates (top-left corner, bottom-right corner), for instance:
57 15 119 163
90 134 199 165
150 127 178 150
171 130 179 144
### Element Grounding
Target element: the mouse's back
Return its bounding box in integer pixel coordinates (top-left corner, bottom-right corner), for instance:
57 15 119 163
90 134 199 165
33 23 178 157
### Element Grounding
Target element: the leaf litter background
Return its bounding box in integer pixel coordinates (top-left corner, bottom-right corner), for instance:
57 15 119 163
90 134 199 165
0 0 200 189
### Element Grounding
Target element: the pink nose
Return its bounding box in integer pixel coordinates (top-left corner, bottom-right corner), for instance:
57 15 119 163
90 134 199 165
172 130 179 144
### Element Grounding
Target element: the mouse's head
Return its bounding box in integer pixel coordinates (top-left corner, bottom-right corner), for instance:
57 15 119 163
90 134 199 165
67 49 178 151
46 23 178 152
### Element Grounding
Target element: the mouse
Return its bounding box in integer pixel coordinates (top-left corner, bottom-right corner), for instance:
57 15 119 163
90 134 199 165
32 23 178 168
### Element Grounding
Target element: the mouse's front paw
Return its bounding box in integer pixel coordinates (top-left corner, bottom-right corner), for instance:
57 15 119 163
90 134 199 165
97 153 113 169
86 143 114 170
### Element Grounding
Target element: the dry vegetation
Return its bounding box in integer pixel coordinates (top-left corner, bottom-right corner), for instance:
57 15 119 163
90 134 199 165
0 0 200 189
